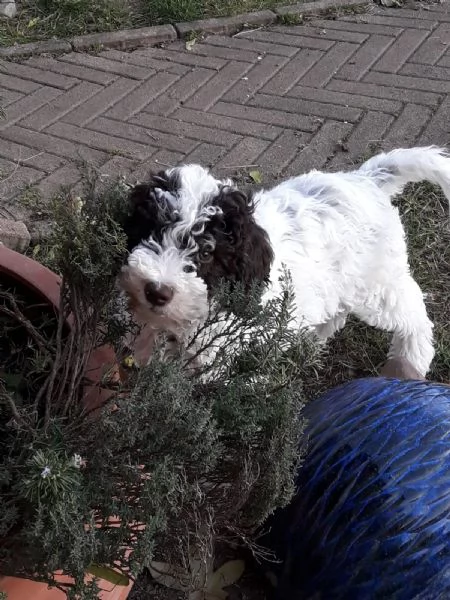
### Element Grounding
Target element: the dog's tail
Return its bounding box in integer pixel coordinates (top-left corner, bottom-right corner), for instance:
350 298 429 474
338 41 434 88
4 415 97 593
357 146 450 205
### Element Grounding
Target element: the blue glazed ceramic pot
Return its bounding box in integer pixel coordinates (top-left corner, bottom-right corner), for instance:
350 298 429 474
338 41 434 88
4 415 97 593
263 378 450 600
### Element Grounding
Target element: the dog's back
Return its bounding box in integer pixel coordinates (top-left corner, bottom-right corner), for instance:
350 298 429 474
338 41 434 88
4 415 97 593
252 146 450 375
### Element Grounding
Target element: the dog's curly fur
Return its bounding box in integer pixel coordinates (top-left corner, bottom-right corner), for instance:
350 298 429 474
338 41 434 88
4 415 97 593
123 170 182 252
123 172 273 292
119 147 450 375
196 187 274 291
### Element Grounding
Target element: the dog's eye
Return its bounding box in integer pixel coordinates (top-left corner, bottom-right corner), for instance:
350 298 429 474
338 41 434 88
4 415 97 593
200 250 211 262
183 264 196 273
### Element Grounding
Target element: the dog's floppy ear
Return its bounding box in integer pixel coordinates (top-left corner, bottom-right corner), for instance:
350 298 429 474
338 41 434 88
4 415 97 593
206 187 274 288
122 181 160 251
122 170 180 251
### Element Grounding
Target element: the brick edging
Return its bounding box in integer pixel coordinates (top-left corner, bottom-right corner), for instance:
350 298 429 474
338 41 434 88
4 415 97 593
0 0 369 58
0 219 31 252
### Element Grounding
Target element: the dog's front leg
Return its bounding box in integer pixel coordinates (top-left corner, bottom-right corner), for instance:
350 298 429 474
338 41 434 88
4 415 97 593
127 323 157 367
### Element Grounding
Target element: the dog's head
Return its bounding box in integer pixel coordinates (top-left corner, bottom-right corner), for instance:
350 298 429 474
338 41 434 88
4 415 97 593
120 164 274 331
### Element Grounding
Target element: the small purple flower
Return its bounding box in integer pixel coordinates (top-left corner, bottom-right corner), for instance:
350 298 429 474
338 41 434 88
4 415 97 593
41 466 51 479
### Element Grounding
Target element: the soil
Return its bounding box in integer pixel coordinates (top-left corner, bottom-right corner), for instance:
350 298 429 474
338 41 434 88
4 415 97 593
129 567 270 600
128 546 272 600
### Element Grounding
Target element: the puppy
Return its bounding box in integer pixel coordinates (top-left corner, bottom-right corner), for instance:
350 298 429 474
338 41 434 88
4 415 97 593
119 147 450 375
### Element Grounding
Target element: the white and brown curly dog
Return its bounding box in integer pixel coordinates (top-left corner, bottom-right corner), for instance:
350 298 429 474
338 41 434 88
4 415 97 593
119 146 450 376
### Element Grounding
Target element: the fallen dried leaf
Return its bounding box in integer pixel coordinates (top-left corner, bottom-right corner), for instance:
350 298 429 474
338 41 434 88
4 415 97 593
249 170 262 184
186 38 197 51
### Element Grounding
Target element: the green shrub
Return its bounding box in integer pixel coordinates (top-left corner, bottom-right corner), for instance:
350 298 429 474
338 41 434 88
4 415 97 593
0 174 319 598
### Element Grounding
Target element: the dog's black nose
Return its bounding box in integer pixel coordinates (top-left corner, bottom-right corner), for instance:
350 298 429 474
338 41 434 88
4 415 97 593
144 282 174 306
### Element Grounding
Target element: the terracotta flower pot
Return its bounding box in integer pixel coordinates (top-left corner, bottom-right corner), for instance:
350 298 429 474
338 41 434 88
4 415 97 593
0 574 133 600
0 245 131 600
0 244 118 410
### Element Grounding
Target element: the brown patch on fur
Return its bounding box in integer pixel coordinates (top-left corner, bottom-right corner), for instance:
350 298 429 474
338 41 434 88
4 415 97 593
199 188 274 292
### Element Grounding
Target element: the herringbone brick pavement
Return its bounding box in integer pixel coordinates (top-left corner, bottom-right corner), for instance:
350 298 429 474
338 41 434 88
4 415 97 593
0 3 449 226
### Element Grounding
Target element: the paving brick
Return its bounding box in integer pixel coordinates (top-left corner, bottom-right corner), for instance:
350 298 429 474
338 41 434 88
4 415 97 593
184 61 252 110
211 101 318 131
0 218 31 252
0 72 40 93
0 156 16 176
62 78 141 126
419 96 450 146
152 150 184 170
372 29 430 73
339 13 437 30
250 92 362 122
37 164 83 199
0 89 23 106
106 71 179 120
222 54 289 103
130 112 239 147
164 66 215 101
45 122 154 161
372 6 450 22
338 35 394 80
408 23 450 65
89 116 197 153
413 5 450 22
138 94 181 118
215 137 270 169
100 49 189 75
59 53 153 80
25 56 116 85
257 130 311 177
0 162 44 200
19 82 102 131
0 139 64 173
0 125 107 164
382 103 432 149
95 155 138 193
270 24 368 44
130 149 185 181
327 78 442 106
422 3 450 14
288 82 401 114
240 29 334 51
308 18 403 37
99 156 137 179
298 42 358 87
286 121 353 175
0 59 77 90
329 110 394 169
438 53 450 68
260 49 323 95
149 46 226 70
1 15 449 197
179 42 261 63
143 67 215 116
364 70 450 93
0 86 62 131
206 33 298 57
183 143 228 168
400 62 450 81
172 107 282 140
